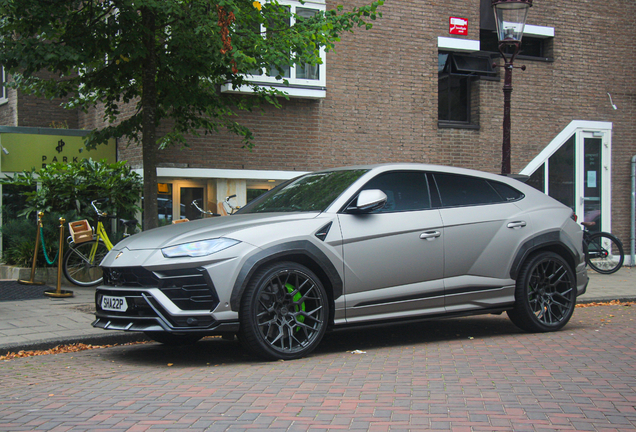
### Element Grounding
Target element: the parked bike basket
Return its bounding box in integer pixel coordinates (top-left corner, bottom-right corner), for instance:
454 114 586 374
69 220 93 243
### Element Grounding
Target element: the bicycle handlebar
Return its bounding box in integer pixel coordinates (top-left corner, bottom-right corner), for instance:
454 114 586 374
192 200 221 217
224 195 240 214
91 199 109 218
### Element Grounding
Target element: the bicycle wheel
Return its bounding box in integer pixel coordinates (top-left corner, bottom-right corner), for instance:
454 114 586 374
585 232 624 274
63 240 110 286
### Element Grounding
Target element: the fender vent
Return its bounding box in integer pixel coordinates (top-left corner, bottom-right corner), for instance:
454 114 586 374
315 222 332 241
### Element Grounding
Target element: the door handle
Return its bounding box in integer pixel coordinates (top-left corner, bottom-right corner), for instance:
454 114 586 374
507 221 527 229
420 230 441 240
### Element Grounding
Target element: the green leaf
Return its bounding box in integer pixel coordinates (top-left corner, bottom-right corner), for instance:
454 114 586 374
0 0 383 228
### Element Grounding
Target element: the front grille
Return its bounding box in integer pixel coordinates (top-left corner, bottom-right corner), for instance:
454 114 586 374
95 288 216 329
102 266 219 311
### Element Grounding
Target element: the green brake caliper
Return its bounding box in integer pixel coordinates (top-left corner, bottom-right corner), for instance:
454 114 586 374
285 283 305 331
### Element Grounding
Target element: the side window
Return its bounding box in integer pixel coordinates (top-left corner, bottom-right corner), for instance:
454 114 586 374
433 173 503 207
361 171 431 213
488 180 524 202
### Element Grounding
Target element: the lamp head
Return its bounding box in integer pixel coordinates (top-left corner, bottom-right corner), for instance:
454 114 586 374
492 0 533 44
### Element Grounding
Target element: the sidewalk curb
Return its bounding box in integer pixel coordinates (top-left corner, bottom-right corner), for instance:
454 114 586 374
577 296 636 305
1 332 150 356
3 295 635 356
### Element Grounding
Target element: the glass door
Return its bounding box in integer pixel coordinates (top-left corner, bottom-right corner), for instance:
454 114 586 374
521 123 612 233
180 186 205 220
157 179 207 222
581 137 602 233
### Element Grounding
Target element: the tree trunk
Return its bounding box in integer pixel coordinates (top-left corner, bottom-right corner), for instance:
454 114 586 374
141 7 159 230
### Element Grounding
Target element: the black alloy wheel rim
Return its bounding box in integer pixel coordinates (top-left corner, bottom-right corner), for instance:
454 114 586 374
255 270 325 354
527 258 574 326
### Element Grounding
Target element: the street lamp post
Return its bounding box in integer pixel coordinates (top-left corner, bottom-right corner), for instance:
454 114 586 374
492 0 532 175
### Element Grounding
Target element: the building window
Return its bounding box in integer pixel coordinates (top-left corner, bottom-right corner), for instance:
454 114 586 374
0 66 7 105
479 0 554 62
438 52 494 127
222 0 326 99
480 30 553 61
438 72 470 123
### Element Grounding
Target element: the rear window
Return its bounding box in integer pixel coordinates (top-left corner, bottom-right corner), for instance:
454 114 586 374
433 173 522 207
488 180 524 202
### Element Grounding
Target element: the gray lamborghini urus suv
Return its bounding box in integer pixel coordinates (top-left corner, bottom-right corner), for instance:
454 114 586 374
93 164 588 360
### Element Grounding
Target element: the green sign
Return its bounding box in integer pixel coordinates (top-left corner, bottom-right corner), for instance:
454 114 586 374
0 130 116 172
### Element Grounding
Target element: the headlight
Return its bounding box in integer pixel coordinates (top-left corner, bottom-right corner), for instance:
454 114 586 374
161 238 240 258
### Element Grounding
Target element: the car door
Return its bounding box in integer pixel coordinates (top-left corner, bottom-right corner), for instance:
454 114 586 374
431 172 529 312
338 171 445 323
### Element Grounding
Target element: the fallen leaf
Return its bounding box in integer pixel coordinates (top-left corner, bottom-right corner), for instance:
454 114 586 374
0 341 148 361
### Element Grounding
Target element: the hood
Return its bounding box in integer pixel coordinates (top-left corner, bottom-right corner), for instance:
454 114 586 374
114 212 321 251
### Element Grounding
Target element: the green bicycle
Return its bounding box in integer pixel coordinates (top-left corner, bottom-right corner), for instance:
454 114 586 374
62 199 137 287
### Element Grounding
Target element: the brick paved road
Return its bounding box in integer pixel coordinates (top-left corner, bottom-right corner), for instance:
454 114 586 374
1 305 636 431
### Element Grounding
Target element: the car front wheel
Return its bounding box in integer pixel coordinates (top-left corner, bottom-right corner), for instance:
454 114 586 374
239 262 329 360
507 251 576 332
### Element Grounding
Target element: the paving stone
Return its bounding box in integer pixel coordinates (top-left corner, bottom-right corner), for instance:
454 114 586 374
1 271 636 430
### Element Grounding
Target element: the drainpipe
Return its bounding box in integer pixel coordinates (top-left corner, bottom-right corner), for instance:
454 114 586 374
632 155 636 266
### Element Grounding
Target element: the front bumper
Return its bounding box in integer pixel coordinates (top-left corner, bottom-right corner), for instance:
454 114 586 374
92 266 239 335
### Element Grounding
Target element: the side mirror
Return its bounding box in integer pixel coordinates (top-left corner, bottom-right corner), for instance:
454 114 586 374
348 189 387 213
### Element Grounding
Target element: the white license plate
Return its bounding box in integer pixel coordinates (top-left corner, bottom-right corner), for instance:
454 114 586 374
102 295 128 312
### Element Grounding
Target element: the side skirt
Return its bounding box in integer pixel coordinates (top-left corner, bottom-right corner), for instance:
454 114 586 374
329 305 513 332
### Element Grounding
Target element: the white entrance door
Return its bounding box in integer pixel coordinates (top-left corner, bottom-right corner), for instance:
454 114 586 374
575 131 611 233
521 122 612 233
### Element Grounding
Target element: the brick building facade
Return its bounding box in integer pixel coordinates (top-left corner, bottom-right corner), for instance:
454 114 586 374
1 0 635 259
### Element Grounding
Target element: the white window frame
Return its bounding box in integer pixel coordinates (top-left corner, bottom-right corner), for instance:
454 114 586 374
221 0 326 99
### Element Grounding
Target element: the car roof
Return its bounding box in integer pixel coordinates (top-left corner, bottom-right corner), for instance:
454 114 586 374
319 163 538 213
315 163 522 184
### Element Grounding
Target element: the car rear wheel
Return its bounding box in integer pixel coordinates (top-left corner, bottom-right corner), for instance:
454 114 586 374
239 262 329 360
507 251 576 332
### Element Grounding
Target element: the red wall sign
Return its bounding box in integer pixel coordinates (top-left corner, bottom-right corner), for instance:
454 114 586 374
449 17 468 35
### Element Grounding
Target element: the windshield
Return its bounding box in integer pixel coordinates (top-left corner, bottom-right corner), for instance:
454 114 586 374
239 169 369 214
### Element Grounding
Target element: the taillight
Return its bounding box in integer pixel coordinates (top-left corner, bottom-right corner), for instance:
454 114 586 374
571 213 578 222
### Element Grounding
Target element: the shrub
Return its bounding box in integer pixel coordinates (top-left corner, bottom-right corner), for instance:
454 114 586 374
1 159 143 266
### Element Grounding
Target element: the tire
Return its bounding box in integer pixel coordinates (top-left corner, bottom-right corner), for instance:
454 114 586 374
62 240 109 287
585 232 624 275
507 251 576 333
239 262 329 360
144 332 202 346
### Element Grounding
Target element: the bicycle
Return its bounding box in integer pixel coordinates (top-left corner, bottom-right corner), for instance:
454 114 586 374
191 199 221 217
222 194 240 215
63 199 138 287
581 221 624 274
